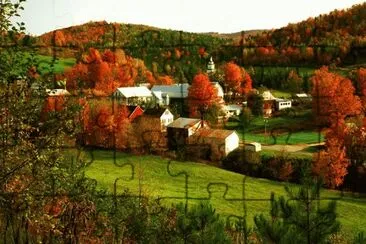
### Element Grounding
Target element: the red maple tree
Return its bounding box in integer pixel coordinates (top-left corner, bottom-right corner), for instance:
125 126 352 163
311 66 361 126
313 136 350 189
223 62 252 96
188 73 219 117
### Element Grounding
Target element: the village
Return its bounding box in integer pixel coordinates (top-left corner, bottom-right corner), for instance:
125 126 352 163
46 57 313 162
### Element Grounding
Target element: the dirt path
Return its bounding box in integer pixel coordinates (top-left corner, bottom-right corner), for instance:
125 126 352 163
261 142 324 153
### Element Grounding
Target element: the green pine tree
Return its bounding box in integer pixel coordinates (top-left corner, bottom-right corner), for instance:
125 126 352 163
254 180 340 244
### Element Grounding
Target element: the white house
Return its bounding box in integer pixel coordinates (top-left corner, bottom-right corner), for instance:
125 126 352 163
224 104 242 117
113 87 153 105
189 128 239 157
275 99 292 110
143 108 174 132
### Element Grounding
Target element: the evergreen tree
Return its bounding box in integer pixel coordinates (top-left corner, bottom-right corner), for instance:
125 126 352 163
254 180 340 244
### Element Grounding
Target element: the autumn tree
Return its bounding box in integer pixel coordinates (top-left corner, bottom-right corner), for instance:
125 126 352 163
311 66 361 127
313 135 350 188
83 100 131 149
223 62 241 94
223 62 252 98
188 73 219 117
284 70 303 93
65 48 153 95
355 68 366 111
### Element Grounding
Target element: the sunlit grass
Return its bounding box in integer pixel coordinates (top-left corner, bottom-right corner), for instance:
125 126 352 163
84 150 366 240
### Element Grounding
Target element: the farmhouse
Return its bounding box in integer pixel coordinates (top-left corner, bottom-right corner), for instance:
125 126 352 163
167 117 207 150
189 129 239 158
113 87 153 105
143 107 174 132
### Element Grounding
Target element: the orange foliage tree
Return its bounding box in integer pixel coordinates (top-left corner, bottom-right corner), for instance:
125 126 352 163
355 68 366 111
223 62 252 97
65 48 151 95
82 101 131 149
311 66 361 126
313 136 350 189
188 73 219 117
311 67 362 188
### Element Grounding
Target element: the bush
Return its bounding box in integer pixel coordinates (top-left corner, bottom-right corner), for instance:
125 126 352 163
223 151 312 183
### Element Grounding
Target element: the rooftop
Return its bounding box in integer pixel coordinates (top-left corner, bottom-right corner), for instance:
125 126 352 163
167 117 201 128
151 84 190 98
191 128 236 139
115 87 152 98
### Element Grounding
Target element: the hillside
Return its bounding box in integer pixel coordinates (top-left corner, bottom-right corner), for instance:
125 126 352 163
34 3 365 79
249 2 366 47
84 150 366 241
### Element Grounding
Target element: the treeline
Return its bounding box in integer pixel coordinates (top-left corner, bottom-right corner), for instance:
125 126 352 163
240 2 366 65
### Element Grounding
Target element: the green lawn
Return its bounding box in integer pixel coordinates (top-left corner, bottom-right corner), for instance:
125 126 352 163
268 89 292 99
241 130 323 145
226 111 324 145
36 55 76 74
84 150 366 240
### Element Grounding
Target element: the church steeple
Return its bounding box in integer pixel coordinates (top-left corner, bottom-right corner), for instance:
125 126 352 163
207 56 215 74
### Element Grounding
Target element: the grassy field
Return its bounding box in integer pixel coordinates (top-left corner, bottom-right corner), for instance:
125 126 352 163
36 55 76 74
225 110 324 145
84 150 366 240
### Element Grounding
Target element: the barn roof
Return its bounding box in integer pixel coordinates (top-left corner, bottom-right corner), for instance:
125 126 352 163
115 87 152 98
192 128 237 140
167 117 201 128
151 84 190 98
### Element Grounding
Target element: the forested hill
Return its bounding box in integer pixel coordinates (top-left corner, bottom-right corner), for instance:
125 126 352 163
37 21 229 55
245 2 366 47
35 2 365 67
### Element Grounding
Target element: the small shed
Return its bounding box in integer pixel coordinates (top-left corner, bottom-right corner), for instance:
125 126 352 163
244 142 262 152
275 99 292 110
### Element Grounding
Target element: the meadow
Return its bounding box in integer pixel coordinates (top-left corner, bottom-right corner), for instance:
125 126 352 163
84 150 366 241
36 55 76 74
